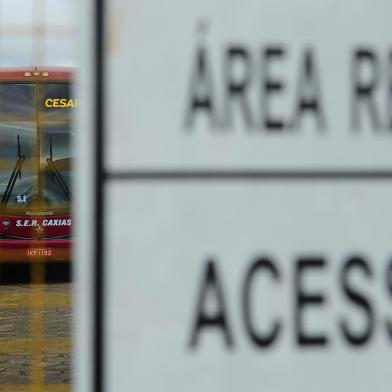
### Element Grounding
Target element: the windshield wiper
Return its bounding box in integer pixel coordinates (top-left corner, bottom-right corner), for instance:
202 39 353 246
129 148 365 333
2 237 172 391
1 135 25 205
46 137 72 201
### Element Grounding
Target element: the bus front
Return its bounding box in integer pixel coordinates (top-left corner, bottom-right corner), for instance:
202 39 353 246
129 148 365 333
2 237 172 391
0 68 73 262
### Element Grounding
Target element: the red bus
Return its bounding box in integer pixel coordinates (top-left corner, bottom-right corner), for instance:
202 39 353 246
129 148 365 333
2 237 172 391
0 67 74 262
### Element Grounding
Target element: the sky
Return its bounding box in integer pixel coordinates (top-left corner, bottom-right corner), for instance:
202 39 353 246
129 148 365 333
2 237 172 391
0 0 75 67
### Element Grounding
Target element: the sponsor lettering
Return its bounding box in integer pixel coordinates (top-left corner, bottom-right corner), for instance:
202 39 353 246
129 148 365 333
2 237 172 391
44 98 79 108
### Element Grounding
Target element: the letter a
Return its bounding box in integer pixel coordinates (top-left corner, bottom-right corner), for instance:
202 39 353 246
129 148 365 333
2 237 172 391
189 260 234 349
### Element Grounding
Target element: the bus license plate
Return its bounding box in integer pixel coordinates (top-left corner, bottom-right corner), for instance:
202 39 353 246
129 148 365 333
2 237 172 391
27 249 52 257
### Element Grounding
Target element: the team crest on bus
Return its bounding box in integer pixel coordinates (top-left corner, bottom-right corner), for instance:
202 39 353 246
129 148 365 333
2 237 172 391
1 218 10 229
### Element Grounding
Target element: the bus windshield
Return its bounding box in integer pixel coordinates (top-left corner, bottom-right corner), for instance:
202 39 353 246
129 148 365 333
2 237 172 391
0 81 73 209
0 84 37 207
40 83 73 206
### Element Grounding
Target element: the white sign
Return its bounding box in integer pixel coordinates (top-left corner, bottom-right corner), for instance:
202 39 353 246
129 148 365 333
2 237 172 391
77 1 392 391
105 0 392 171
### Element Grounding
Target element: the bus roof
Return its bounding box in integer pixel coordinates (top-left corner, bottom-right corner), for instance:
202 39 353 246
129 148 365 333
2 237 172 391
0 67 74 81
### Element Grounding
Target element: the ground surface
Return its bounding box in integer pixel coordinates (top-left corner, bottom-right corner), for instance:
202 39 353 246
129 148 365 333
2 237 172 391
0 283 72 391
